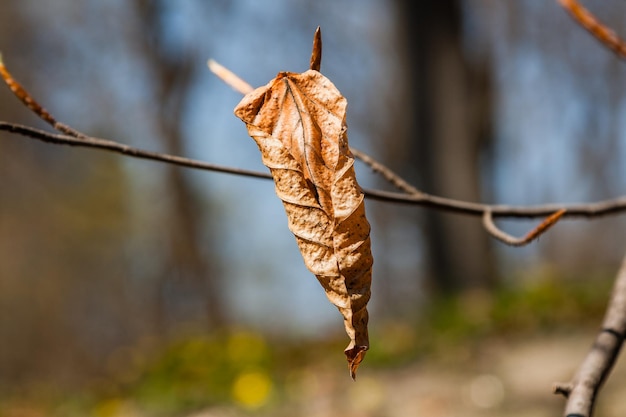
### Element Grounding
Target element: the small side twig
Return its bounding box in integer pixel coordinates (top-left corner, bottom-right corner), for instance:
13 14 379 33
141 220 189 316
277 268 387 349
0 122 272 180
0 54 88 139
350 147 424 196
553 252 626 416
483 208 566 246
558 0 626 58
207 59 254 95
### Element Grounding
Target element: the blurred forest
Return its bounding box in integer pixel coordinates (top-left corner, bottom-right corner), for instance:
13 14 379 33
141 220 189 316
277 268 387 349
2 1 626 416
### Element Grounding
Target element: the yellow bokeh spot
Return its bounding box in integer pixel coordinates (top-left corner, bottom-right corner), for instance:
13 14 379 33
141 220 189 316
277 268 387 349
231 371 273 409
93 398 125 417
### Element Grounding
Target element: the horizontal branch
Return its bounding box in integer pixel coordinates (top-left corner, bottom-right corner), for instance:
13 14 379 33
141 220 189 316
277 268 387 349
0 122 271 180
1 52 624 249
3 121 626 220
363 188 626 218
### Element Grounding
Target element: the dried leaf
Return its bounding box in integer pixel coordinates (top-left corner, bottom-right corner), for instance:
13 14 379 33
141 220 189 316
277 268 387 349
234 69 373 379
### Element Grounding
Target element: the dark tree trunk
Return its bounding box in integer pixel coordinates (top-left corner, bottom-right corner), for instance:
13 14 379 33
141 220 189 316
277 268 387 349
395 1 496 294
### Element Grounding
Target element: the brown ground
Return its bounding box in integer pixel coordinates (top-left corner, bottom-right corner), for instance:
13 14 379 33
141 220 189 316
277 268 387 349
189 329 626 417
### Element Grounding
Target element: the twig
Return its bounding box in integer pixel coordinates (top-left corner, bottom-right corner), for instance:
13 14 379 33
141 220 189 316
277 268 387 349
552 4 626 411
202 27 617 239
207 59 254 95
310 26 322 72
3 121 626 220
1 43 625 244
364 189 626 218
2 48 625 222
0 54 88 139
0 122 271 180
206 57 429 198
553 252 626 416
483 208 566 246
558 0 626 58
3 51 626 220
350 147 423 196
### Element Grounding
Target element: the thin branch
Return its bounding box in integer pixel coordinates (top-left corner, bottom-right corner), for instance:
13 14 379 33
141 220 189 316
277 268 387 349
550 4 626 414
553 252 626 416
558 0 626 58
3 121 626 220
207 59 254 95
203 58 626 224
206 57 421 200
483 208 566 246
364 189 626 218
0 54 88 139
0 122 272 180
350 147 423 196
3 51 626 226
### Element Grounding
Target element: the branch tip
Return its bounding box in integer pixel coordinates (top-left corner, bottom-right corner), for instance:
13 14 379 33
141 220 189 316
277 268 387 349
0 59 60 128
207 58 254 95
483 208 566 246
558 0 626 58
310 26 322 72
553 382 573 397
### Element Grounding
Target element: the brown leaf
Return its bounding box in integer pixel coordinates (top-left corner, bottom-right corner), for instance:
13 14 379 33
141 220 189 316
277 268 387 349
234 69 373 379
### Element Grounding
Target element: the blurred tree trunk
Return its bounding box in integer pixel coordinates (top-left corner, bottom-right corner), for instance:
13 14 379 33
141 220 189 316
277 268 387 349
0 4 136 383
395 1 495 294
133 0 225 329
0 3 31 383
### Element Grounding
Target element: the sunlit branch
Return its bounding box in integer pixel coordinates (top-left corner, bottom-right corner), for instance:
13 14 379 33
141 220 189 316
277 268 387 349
0 54 88 139
553 252 626 417
482 208 566 246
552 4 626 412
558 0 626 58
207 59 254 95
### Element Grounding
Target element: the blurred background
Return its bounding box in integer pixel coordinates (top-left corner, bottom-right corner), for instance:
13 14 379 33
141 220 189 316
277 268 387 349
2 1 626 416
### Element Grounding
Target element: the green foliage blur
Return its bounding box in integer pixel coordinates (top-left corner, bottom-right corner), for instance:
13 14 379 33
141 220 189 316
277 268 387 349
366 270 612 368
0 271 613 417
126 329 277 415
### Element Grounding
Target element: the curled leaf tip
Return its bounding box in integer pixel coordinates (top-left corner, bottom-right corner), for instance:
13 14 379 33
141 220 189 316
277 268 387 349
346 345 368 380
